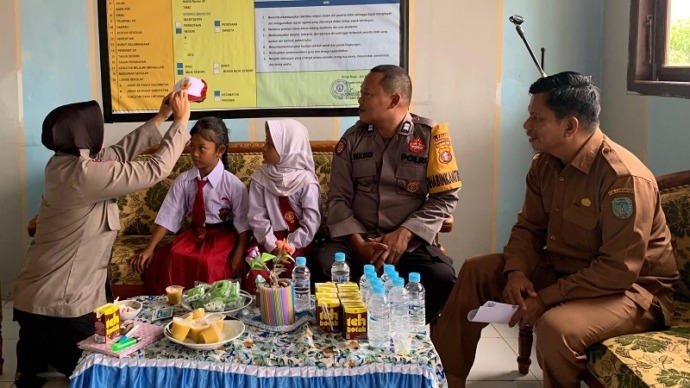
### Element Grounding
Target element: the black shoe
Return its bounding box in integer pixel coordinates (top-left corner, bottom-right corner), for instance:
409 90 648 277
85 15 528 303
14 372 47 388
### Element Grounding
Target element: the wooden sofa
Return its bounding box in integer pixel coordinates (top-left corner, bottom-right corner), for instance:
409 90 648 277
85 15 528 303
517 170 690 387
108 141 337 298
108 141 454 298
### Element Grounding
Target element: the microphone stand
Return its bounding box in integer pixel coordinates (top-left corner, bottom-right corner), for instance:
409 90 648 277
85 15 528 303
509 15 547 78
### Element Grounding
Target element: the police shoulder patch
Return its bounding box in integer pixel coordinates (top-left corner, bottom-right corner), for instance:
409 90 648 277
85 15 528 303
611 197 633 219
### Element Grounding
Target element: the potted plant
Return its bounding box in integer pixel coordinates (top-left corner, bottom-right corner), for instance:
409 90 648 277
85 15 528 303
243 239 296 294
244 239 298 326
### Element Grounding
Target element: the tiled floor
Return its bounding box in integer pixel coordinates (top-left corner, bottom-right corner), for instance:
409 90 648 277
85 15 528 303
1 301 69 388
0 299 585 387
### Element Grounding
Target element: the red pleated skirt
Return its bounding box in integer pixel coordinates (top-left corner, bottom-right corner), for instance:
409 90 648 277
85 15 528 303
145 226 238 295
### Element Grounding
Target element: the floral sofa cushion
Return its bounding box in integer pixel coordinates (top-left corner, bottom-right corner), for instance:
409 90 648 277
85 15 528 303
588 303 690 387
586 183 690 387
108 149 334 297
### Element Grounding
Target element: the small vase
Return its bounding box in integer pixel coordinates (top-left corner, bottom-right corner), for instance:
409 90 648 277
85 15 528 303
258 280 295 326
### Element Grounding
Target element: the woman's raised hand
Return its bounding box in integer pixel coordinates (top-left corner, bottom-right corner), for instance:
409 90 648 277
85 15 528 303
169 91 191 123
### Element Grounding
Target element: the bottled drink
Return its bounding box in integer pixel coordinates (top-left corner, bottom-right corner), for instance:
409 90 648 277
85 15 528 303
405 272 426 333
292 256 311 313
367 285 390 349
331 252 350 283
367 278 384 306
380 264 395 284
389 277 410 354
385 270 399 293
359 264 375 302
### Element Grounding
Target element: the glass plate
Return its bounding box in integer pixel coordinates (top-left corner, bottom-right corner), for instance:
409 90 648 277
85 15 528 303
181 290 254 316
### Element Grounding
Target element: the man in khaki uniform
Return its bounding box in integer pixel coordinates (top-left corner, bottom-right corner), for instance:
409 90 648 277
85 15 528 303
13 92 191 387
312 65 461 323
432 72 678 387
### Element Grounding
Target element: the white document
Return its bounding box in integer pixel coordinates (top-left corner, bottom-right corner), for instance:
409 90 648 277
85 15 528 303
467 301 519 324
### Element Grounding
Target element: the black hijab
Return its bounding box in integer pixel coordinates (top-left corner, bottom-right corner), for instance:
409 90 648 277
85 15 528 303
41 100 104 157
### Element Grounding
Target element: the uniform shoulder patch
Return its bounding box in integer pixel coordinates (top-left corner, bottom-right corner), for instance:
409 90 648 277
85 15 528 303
611 197 633 219
335 138 347 155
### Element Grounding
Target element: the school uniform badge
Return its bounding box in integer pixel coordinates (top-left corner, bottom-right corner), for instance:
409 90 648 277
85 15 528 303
284 211 296 223
611 197 633 219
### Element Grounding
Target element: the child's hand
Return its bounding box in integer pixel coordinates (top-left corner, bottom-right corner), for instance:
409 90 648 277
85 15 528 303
132 249 154 272
230 251 246 278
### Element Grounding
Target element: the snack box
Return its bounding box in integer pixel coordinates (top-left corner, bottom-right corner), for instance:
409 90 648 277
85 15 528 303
93 303 120 343
315 298 341 333
315 283 338 293
342 303 368 340
336 282 359 291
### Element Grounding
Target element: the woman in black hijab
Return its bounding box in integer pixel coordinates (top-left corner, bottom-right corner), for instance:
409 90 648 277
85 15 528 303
13 92 191 387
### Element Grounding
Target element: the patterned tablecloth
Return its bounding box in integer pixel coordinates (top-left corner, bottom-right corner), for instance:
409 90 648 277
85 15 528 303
70 295 447 388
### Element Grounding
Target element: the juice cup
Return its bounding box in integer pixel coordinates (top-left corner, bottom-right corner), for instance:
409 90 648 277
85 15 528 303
188 319 210 343
166 285 184 305
171 317 192 341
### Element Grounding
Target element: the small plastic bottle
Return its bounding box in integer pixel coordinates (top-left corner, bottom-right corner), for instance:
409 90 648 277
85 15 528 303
405 272 426 333
291 256 311 313
380 264 395 285
385 270 399 293
331 252 350 283
359 264 375 302
367 285 391 349
389 277 410 354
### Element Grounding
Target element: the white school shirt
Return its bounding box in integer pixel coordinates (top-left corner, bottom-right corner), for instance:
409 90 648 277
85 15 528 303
248 180 321 252
155 160 250 234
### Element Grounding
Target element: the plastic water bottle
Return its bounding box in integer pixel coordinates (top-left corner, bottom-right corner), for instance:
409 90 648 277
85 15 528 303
405 272 426 333
367 285 390 349
367 278 384 306
389 277 410 354
359 264 375 302
385 270 399 293
380 264 395 284
331 252 350 283
292 256 311 313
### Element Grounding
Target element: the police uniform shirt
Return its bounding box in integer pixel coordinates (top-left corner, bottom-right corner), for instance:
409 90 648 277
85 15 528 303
327 112 460 251
503 129 678 325
15 119 190 318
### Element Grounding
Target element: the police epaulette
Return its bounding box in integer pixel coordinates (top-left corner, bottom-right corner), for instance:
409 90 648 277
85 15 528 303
411 114 436 128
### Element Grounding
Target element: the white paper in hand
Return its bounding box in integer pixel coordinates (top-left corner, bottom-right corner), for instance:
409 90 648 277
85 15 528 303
467 301 519 324
173 76 207 102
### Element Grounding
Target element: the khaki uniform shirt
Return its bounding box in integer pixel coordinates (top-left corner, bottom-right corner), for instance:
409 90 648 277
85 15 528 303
14 119 190 318
504 129 678 325
328 113 460 251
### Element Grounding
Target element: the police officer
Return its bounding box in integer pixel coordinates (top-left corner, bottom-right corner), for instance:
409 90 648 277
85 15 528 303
312 65 461 324
431 72 678 388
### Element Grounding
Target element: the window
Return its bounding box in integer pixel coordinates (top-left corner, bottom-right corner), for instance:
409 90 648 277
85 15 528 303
629 0 690 98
